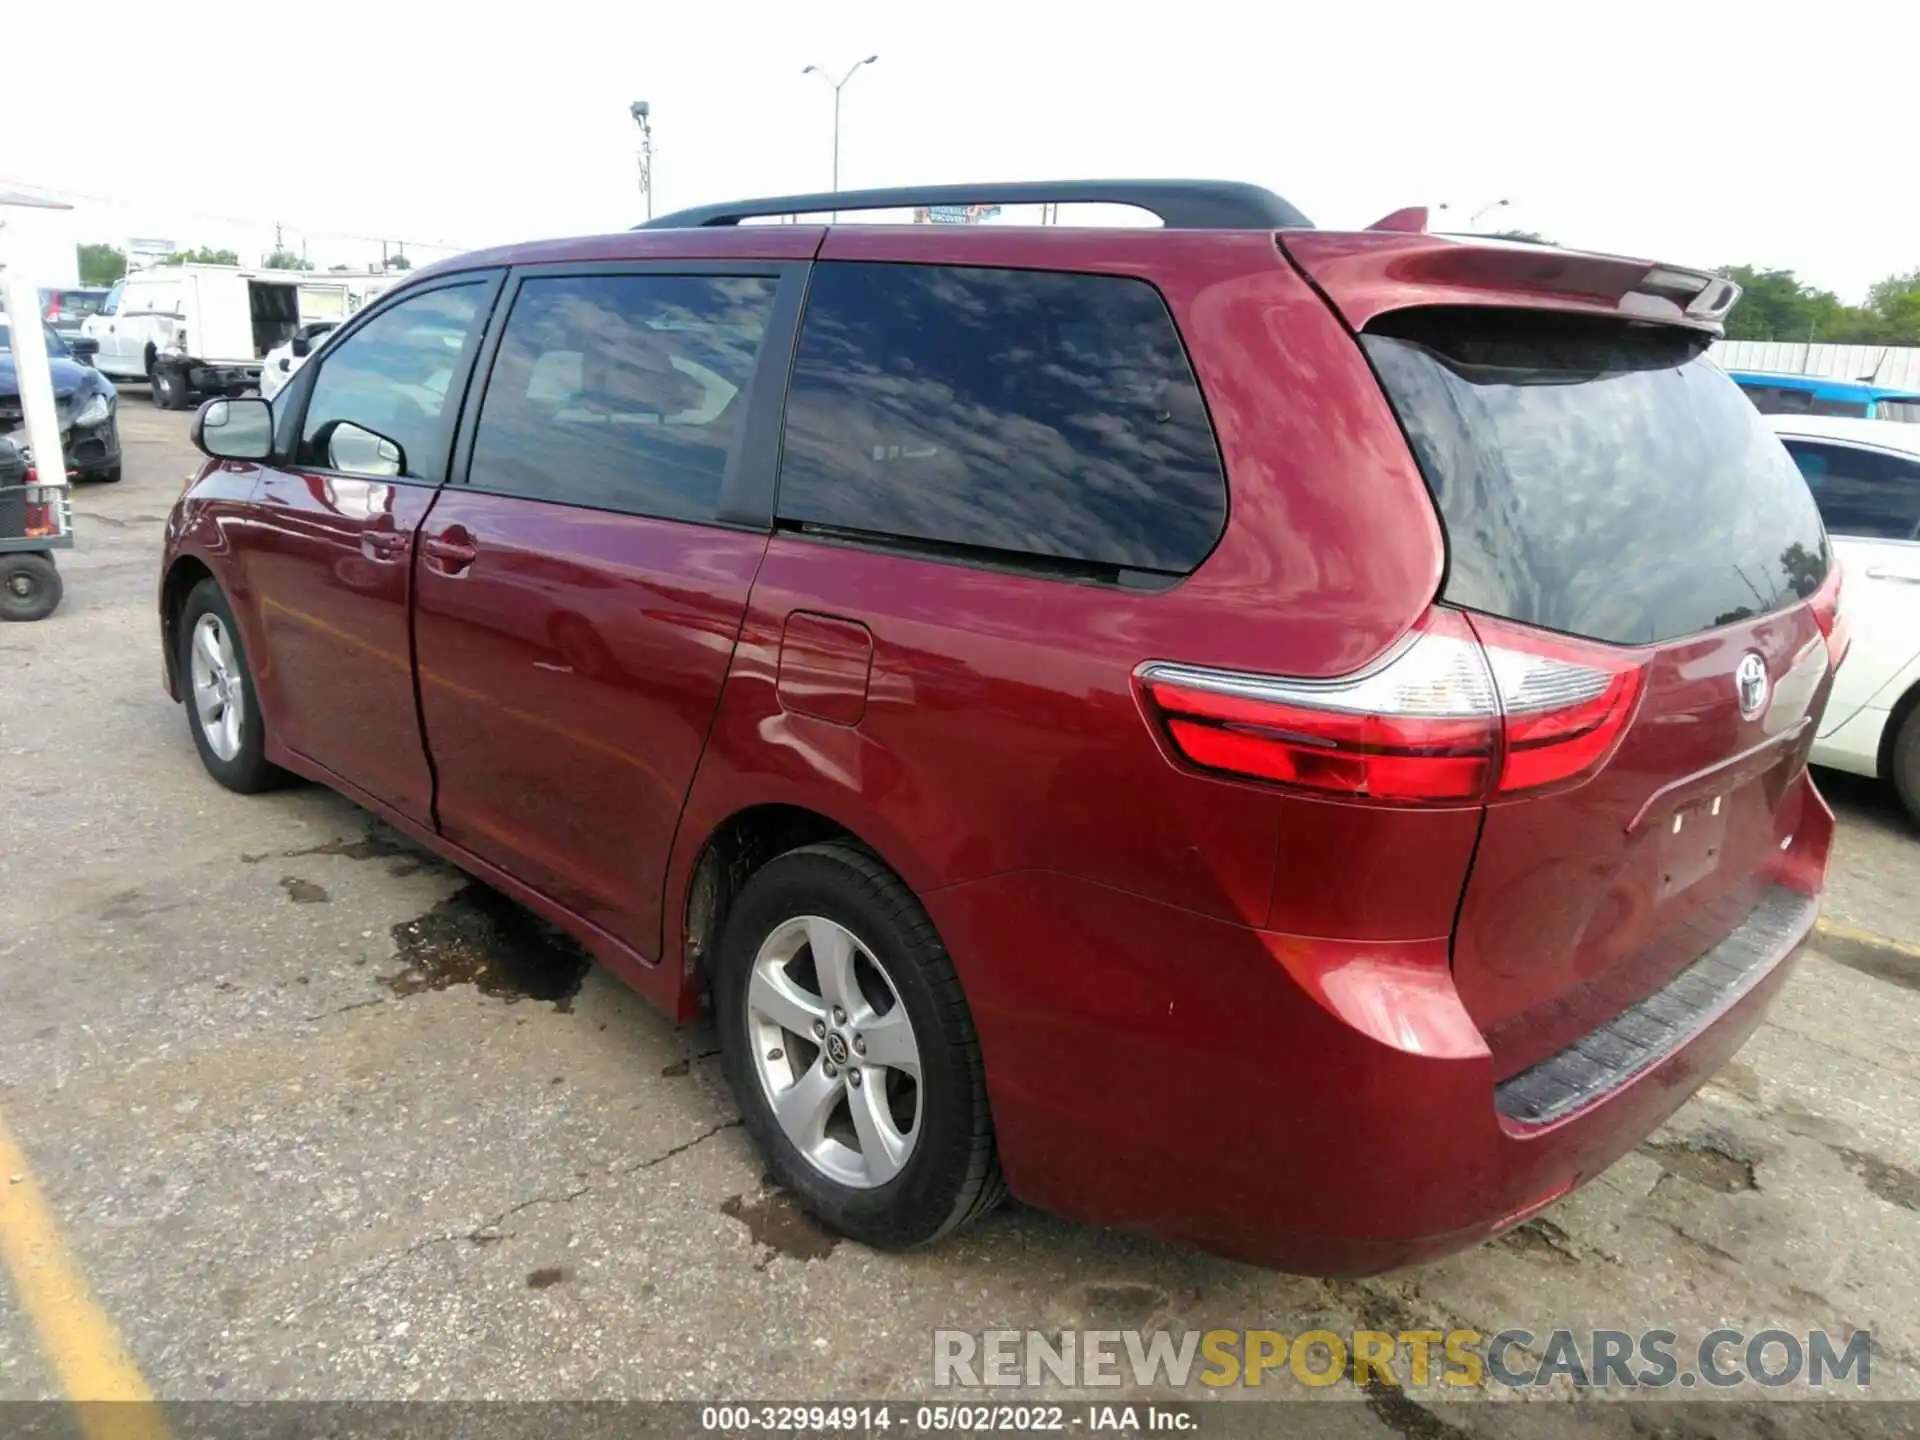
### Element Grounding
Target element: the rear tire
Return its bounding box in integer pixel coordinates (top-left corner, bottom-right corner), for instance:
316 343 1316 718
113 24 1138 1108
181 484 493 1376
89 465 123 485
1893 704 1920 828
151 368 187 411
0 554 62 622
177 577 287 793
716 842 1004 1249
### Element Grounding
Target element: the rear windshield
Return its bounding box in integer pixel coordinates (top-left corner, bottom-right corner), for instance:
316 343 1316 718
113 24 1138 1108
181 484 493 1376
1364 310 1830 645
51 292 104 317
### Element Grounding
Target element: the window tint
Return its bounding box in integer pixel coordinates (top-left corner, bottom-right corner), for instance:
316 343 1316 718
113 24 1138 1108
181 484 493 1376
1365 310 1830 644
1782 440 1920 541
775 262 1225 576
298 284 484 479
466 274 776 522
99 282 123 317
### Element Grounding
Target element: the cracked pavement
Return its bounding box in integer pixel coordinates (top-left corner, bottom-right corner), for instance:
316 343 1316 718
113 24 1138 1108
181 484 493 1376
2 402 1918 1422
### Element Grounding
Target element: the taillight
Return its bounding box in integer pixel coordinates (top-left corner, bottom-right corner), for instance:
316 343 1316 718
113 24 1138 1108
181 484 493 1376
1138 608 1645 807
1472 615 1645 796
1808 565 1848 669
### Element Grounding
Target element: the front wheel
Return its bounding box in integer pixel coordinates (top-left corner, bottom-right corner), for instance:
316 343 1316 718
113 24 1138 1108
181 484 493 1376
716 843 1004 1249
1893 704 1920 828
0 554 62 622
177 578 287 792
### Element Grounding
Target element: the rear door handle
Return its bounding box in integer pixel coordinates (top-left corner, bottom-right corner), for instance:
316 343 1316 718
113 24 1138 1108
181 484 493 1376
422 529 478 575
1864 566 1920 584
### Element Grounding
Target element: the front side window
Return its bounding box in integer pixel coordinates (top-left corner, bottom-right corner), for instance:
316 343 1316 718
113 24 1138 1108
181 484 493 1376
465 273 777 522
1782 440 1920 541
775 261 1226 577
297 284 485 479
100 281 124 317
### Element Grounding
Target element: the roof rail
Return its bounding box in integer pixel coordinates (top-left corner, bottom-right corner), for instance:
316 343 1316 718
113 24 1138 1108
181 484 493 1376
637 180 1312 232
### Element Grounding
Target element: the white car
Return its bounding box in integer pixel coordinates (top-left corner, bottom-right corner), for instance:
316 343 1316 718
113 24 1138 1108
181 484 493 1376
259 320 339 401
1766 414 1920 821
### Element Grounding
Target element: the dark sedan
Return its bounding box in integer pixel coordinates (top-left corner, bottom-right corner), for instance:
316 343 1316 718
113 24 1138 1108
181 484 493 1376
0 320 122 483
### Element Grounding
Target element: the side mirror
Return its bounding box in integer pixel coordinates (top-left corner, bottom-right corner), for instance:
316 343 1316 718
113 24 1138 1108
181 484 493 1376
191 397 274 461
291 336 311 358
69 335 101 363
327 422 404 478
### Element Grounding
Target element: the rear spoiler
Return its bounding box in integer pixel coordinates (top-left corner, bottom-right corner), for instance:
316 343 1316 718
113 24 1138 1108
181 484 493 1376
1294 224 1743 336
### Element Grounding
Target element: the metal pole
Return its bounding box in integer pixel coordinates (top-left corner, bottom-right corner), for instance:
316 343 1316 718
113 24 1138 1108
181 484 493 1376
831 86 842 192
0 266 72 491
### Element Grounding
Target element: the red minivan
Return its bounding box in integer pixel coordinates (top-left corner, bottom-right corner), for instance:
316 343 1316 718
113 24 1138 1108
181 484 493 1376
159 182 1842 1275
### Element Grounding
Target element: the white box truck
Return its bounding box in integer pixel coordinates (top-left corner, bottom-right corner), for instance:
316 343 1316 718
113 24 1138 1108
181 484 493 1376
82 266 391 408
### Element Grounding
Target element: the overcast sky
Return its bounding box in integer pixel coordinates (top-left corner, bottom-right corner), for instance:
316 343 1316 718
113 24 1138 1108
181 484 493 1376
8 0 1917 298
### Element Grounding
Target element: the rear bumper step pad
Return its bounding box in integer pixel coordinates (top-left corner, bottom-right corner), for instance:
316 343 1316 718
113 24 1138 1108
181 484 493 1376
1493 885 1816 1127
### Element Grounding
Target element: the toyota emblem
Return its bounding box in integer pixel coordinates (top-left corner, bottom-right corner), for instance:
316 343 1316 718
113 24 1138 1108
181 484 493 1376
1735 653 1769 721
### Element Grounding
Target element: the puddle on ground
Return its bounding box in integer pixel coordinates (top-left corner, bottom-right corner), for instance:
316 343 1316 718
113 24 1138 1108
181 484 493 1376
1831 1147 1920 1211
279 876 329 904
383 883 590 1010
244 831 419 864
1642 1137 1757 1193
525 1267 566 1289
721 1191 840 1264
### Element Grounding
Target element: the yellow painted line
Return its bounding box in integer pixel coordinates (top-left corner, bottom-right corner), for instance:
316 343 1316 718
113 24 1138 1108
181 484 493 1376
0 1110 170 1439
1813 917 1920 961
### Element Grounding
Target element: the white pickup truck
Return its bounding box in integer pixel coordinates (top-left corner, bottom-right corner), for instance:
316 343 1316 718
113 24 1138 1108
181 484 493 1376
83 267 390 408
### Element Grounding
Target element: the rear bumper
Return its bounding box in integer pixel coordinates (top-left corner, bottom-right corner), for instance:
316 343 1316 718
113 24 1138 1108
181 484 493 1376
167 359 261 393
926 787 1830 1277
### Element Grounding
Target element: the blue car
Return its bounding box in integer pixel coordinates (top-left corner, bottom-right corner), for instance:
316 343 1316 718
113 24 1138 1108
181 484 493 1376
0 318 122 483
1729 370 1920 422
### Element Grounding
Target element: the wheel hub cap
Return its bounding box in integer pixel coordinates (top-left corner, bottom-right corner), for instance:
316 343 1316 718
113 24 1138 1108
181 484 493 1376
188 612 245 762
745 914 922 1190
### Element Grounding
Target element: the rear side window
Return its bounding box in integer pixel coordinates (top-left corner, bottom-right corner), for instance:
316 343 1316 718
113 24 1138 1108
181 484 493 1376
1782 440 1920 540
775 262 1225 577
466 273 776 523
1365 310 1830 644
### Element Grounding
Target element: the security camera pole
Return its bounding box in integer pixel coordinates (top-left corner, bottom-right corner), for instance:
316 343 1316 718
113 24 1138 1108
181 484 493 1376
629 100 654 221
0 236 71 490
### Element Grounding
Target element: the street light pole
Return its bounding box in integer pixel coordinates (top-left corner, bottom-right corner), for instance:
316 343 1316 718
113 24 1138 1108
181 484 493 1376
628 100 654 220
802 56 878 192
1437 198 1512 231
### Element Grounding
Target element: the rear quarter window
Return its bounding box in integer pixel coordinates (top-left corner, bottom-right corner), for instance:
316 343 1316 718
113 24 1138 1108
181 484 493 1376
1365 310 1831 644
774 261 1226 578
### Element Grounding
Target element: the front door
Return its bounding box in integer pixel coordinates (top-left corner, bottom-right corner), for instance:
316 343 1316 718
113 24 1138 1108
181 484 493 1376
413 264 798 953
86 280 128 375
241 273 501 819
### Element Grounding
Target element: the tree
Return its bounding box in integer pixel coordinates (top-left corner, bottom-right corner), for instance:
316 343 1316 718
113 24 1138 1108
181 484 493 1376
386 253 412 271
167 246 240 266
1860 270 1920 346
77 243 126 286
1714 266 1849 343
262 247 305 270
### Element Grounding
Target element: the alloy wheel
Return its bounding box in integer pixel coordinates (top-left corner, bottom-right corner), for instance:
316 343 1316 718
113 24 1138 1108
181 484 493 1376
745 914 922 1189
